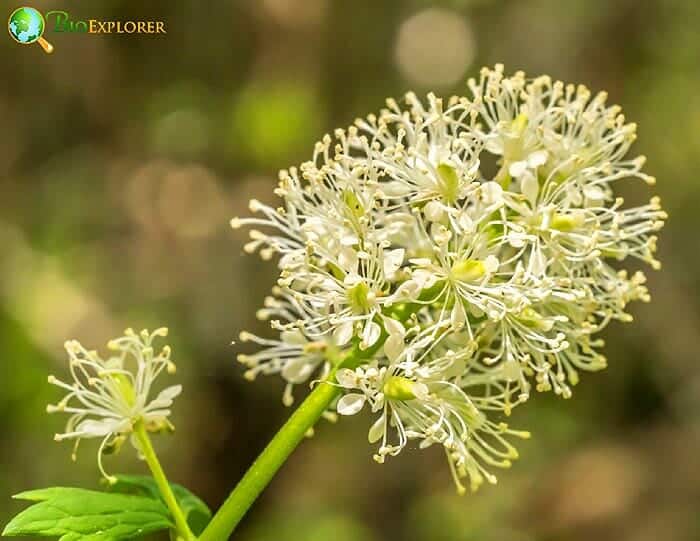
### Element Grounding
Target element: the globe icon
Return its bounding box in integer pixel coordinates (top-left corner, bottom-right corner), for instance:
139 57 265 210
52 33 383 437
8 6 44 43
8 6 53 52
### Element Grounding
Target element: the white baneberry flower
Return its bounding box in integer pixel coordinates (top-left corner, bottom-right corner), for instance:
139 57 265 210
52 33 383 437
239 327 332 407
233 65 665 492
47 328 180 482
335 346 530 494
277 241 404 349
353 92 483 208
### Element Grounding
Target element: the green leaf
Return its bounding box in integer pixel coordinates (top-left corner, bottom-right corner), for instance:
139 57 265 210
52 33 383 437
106 475 211 535
3 487 173 541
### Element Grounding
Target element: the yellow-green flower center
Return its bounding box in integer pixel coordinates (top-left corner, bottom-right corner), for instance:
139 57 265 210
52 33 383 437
503 113 528 160
550 213 584 232
450 259 486 282
518 307 552 331
348 281 372 313
383 376 420 401
342 189 365 219
111 373 136 407
436 163 460 203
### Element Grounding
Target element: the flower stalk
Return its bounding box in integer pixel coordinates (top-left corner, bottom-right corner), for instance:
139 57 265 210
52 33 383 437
133 420 195 541
198 376 341 541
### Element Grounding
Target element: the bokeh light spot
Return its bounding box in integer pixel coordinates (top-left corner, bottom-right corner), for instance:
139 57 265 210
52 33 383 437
124 160 227 239
261 0 327 28
157 165 226 239
394 8 476 88
229 81 322 167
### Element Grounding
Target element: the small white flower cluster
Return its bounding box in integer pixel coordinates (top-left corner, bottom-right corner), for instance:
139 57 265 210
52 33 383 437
234 65 665 493
47 328 181 482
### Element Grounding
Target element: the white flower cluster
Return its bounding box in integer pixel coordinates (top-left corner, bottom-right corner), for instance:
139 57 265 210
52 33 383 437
47 328 181 482
233 65 665 493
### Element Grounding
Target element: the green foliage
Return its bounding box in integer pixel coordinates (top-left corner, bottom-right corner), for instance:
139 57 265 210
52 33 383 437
106 475 211 535
2 487 172 541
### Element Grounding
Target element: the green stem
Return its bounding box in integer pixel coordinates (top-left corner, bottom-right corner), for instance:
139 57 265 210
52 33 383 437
198 376 342 541
133 421 195 541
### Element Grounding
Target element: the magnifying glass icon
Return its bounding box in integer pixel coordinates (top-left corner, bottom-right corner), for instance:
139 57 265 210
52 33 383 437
8 6 54 53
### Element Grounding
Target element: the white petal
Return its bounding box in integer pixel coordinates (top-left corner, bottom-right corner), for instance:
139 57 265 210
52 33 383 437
381 181 411 197
507 232 525 248
337 393 366 416
540 209 552 230
528 150 548 167
279 252 304 269
149 385 182 408
428 145 451 165
412 269 438 289
430 223 451 245
361 321 381 348
335 368 357 388
382 317 405 337
423 200 445 222
392 280 421 301
343 273 362 287
419 438 435 449
566 184 583 206
281 358 315 383
333 321 355 346
484 136 504 155
480 182 503 205
457 212 474 233
484 255 499 273
466 158 480 178
451 301 466 328
281 330 307 345
521 173 539 206
508 160 528 178
529 247 547 275
323 277 341 289
368 413 386 443
412 382 429 400
340 234 360 246
384 334 404 361
75 418 122 437
584 185 605 201
383 249 405 277
338 247 358 272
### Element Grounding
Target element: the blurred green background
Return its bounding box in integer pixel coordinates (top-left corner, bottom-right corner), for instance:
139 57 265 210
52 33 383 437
2 0 699 540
